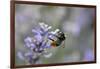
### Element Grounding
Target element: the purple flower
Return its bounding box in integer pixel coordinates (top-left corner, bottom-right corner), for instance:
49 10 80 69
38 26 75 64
17 22 66 64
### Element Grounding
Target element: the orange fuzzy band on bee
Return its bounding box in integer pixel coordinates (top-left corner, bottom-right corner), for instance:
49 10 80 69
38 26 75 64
51 41 57 47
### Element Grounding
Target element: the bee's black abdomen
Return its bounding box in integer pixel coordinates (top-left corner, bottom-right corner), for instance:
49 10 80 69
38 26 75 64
55 31 66 46
57 32 66 40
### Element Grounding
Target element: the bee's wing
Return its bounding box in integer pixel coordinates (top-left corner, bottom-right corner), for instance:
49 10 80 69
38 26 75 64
63 41 65 48
60 41 65 48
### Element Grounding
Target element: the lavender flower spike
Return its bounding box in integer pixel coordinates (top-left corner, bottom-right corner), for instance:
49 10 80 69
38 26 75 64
17 22 66 64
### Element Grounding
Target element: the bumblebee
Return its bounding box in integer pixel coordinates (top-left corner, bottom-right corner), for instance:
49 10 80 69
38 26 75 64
49 31 66 47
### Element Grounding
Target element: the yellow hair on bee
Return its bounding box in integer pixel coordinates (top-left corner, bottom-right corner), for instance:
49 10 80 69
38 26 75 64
51 41 57 47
